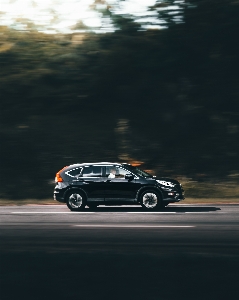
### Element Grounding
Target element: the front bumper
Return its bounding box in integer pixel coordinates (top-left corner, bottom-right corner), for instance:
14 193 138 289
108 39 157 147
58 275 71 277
162 187 185 203
163 196 185 203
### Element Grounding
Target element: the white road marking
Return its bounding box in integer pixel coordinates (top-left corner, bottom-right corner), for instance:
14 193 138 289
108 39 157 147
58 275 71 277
73 225 195 228
127 212 176 214
185 212 215 214
10 211 219 214
11 212 95 214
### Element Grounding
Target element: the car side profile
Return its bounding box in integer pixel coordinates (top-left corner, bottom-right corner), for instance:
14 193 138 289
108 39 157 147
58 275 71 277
53 162 185 211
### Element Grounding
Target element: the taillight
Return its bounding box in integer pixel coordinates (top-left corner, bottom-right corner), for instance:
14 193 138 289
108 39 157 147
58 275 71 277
55 166 68 183
55 172 63 183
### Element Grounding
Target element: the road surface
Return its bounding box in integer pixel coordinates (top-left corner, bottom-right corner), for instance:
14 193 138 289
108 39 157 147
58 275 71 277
0 204 239 300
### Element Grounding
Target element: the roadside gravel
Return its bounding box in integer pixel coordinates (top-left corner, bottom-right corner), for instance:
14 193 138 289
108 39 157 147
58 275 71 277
0 198 238 206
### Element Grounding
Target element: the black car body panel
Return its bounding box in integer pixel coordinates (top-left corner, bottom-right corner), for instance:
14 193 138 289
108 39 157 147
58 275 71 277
53 162 185 209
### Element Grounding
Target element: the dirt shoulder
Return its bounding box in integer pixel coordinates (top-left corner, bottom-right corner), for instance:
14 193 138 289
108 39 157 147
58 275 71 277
0 198 238 206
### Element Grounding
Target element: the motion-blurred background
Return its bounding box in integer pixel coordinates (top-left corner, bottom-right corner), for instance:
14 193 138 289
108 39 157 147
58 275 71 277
0 0 239 200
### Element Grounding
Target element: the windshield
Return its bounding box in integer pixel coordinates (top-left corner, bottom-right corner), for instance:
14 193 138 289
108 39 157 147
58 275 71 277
124 165 152 178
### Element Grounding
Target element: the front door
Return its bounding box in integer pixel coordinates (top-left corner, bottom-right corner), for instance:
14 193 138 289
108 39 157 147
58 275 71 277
103 165 139 203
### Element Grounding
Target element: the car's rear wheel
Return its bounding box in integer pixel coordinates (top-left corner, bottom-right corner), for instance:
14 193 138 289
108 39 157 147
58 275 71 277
140 190 162 210
66 191 86 211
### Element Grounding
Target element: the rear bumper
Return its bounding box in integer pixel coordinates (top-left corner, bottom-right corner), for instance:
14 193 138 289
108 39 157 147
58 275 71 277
53 192 65 203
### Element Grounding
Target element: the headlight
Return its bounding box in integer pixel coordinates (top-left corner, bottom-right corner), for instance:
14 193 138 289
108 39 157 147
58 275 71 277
156 180 175 188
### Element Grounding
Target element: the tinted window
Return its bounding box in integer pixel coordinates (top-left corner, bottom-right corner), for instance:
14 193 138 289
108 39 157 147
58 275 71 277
82 166 102 177
106 166 130 179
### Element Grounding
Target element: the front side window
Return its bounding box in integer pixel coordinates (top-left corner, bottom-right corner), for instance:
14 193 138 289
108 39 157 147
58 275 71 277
82 166 102 177
106 166 130 179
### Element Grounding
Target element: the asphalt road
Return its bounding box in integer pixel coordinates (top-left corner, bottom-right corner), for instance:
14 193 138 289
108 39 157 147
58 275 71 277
0 204 239 300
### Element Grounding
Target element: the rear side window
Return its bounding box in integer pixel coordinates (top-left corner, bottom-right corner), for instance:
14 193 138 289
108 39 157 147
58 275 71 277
65 167 82 178
82 166 103 177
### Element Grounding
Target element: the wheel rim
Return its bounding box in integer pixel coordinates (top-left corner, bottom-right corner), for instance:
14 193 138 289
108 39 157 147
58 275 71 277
68 193 83 208
142 192 158 209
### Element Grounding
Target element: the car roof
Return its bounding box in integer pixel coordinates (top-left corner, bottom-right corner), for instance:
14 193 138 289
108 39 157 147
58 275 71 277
66 162 128 168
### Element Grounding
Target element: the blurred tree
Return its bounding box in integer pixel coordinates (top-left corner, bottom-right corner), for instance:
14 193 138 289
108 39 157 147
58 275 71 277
1 0 239 199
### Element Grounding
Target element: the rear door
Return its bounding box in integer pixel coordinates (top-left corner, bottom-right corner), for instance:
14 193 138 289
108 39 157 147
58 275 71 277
79 165 105 200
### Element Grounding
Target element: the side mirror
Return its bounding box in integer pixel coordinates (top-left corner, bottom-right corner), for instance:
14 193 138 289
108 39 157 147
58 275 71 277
125 174 134 181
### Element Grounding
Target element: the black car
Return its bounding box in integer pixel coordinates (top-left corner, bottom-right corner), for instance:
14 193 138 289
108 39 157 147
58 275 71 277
53 162 184 211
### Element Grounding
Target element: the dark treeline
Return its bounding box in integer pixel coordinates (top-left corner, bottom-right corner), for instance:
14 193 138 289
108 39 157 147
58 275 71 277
1 0 239 199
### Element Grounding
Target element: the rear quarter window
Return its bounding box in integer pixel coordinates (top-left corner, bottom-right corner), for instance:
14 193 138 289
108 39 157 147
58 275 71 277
82 166 103 177
65 167 82 178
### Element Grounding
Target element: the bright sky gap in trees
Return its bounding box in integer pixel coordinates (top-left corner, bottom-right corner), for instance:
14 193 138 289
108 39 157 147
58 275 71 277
0 0 185 34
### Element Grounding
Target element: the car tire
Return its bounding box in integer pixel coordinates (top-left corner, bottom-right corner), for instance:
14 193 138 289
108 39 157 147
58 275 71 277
140 190 162 210
66 190 86 211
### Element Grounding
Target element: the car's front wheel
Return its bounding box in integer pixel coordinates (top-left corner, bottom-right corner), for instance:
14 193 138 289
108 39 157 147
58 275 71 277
140 190 162 210
66 191 86 211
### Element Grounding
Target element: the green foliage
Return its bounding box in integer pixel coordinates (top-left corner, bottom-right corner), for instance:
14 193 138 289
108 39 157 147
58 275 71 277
0 0 239 199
